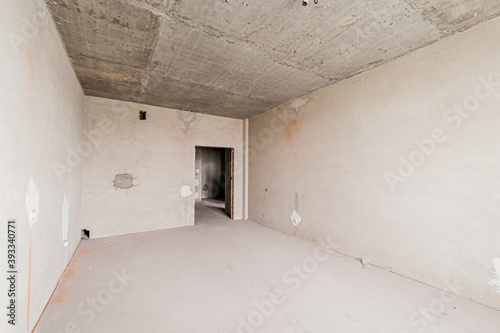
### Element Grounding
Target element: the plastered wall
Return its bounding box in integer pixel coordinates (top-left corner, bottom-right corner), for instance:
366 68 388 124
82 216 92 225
248 17 500 310
82 97 244 238
0 0 85 331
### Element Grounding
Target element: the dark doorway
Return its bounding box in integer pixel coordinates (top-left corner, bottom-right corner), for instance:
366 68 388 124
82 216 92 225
194 146 234 222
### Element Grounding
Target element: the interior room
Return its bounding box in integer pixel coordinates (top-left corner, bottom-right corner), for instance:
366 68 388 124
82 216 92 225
1 0 499 332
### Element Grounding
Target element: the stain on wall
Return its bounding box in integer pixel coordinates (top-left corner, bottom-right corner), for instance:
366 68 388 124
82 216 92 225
284 118 298 142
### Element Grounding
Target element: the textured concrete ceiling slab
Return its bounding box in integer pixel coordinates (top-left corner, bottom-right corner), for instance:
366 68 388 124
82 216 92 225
72 55 144 99
146 18 331 105
412 0 500 34
141 71 277 118
47 0 500 118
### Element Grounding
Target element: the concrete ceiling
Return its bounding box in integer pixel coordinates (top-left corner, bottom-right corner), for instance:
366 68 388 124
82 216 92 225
47 0 500 118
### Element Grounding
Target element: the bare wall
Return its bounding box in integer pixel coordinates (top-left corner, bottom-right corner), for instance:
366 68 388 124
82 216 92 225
82 97 244 238
248 17 500 310
0 0 85 331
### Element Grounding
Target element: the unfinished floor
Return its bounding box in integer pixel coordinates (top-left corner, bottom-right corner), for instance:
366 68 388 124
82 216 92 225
34 202 500 332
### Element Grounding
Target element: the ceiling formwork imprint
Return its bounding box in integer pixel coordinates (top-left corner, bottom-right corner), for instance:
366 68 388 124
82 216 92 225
46 0 500 118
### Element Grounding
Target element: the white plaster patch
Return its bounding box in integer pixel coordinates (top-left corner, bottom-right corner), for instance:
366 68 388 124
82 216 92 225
25 176 39 227
488 258 500 294
291 210 302 226
181 185 193 198
194 179 200 186
62 195 69 246
178 110 199 129
290 98 308 111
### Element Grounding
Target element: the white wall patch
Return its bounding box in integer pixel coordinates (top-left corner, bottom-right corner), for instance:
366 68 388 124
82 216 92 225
26 176 40 227
291 210 302 226
488 258 500 294
62 195 69 246
181 185 193 198
290 98 308 114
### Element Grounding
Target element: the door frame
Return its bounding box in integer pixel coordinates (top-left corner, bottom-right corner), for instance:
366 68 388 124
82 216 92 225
194 145 234 220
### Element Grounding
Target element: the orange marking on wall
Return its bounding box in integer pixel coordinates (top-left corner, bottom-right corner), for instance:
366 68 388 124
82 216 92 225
284 119 298 141
27 240 32 332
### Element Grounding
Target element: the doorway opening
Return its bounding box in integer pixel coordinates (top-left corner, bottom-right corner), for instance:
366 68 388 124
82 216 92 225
194 146 234 223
